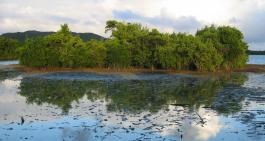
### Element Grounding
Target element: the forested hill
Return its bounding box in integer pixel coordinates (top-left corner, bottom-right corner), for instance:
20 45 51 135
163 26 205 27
1 30 105 42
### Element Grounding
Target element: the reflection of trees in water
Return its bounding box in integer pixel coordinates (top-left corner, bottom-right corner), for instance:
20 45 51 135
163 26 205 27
62 127 91 141
19 78 107 114
0 68 21 81
19 73 248 115
106 77 221 113
211 74 249 115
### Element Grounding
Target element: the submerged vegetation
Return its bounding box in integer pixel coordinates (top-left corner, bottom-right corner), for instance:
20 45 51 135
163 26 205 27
2 20 249 71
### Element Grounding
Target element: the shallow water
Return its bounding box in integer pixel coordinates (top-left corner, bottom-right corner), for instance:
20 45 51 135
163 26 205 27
248 55 265 65
0 60 19 66
0 62 265 141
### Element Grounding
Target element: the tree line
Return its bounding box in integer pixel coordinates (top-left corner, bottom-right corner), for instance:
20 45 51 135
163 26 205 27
0 36 19 60
247 50 265 55
2 20 249 71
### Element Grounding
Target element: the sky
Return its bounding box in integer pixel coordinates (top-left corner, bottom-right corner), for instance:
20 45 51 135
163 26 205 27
0 0 265 50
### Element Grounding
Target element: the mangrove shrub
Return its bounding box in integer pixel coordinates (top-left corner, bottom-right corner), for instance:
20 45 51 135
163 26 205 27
0 36 19 60
19 21 249 71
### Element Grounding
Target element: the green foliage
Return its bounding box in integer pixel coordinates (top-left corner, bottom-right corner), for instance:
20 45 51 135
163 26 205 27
19 37 49 67
59 36 86 68
156 45 176 69
196 25 248 69
105 39 131 68
85 40 107 67
0 36 19 60
20 24 98 68
19 21 249 71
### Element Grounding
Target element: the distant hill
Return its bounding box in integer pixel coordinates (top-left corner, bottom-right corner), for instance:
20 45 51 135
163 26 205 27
248 50 265 55
1 30 105 42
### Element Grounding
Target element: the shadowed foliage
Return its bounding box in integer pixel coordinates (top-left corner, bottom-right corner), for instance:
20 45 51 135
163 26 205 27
0 36 19 60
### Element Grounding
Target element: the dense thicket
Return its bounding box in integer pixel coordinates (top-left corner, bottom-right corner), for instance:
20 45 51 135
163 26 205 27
196 25 248 69
0 36 19 60
19 21 249 71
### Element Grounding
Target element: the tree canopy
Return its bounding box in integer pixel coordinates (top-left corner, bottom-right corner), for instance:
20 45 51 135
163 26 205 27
18 21 249 71
0 36 19 60
196 25 248 69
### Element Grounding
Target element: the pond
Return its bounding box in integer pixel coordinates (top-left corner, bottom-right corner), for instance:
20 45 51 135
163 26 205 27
0 61 264 141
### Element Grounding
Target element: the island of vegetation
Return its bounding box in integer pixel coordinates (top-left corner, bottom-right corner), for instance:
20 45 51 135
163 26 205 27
1 20 249 71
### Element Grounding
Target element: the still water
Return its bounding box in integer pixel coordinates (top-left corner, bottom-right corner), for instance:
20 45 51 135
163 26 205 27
0 61 264 141
0 61 19 66
248 55 265 65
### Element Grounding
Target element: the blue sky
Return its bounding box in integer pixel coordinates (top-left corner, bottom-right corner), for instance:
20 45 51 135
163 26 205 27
0 0 265 50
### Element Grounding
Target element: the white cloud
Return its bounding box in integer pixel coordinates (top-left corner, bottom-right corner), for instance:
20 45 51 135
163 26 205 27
113 9 203 33
159 106 223 141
